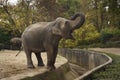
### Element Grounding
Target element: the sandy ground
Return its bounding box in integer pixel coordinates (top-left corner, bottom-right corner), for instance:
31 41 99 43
89 48 120 55
0 50 67 79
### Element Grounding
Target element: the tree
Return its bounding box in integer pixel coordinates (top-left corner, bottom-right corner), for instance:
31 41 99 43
0 0 16 27
103 0 120 28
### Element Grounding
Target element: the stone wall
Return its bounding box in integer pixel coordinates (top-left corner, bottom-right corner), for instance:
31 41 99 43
58 48 110 70
58 48 112 80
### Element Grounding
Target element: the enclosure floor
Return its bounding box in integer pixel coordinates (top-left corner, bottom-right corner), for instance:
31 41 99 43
0 50 67 80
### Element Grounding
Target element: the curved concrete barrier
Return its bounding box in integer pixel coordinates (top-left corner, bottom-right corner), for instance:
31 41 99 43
58 48 112 80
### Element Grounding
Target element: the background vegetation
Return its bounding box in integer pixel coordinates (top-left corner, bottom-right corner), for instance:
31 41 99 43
0 0 120 49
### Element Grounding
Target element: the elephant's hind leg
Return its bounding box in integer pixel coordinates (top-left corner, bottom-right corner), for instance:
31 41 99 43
25 50 35 68
34 52 44 67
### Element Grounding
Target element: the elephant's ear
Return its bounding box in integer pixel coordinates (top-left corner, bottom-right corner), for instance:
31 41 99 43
52 27 62 35
52 22 62 36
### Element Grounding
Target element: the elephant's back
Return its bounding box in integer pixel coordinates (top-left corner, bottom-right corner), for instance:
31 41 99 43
22 21 54 39
22 22 49 38
24 22 49 32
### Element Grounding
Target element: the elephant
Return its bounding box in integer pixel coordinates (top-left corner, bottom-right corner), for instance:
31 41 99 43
21 12 85 71
10 37 22 50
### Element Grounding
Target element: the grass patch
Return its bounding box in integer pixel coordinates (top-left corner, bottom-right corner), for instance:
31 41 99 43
89 53 120 80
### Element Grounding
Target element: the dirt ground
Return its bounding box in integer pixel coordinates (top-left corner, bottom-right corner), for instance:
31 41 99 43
0 50 67 79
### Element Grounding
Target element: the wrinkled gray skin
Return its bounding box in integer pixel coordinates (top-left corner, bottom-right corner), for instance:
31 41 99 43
22 13 85 71
10 37 22 50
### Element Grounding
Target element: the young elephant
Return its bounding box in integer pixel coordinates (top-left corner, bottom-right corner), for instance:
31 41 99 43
10 37 22 50
22 13 85 71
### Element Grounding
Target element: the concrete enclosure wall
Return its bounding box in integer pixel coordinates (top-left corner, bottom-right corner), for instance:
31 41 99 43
58 49 109 70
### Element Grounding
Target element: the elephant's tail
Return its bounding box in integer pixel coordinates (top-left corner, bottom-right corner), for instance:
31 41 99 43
15 46 23 57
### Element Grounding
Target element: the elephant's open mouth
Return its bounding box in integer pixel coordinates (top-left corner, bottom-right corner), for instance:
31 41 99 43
64 34 75 40
69 33 75 40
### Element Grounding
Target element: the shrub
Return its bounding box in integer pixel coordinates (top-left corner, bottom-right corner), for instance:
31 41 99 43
100 28 113 43
110 28 120 41
100 28 120 43
112 28 120 37
105 41 120 48
0 43 4 50
0 27 12 48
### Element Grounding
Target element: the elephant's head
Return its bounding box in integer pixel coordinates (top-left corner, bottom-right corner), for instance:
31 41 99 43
52 12 85 40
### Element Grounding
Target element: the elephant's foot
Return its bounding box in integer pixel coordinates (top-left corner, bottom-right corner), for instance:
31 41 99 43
47 65 56 71
38 63 45 67
27 65 35 69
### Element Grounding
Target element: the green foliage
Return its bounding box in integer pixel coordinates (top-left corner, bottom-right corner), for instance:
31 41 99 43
75 23 100 46
0 43 4 50
103 0 120 29
76 27 120 48
56 0 81 19
89 53 120 80
105 41 120 48
100 28 113 43
0 0 120 48
0 27 11 45
59 39 77 48
111 28 120 37
100 28 120 43
59 23 100 48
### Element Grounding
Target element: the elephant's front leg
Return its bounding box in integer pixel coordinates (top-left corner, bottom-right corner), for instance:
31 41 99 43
34 52 44 66
46 47 58 71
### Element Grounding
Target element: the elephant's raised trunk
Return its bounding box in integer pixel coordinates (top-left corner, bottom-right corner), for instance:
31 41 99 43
70 12 85 30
